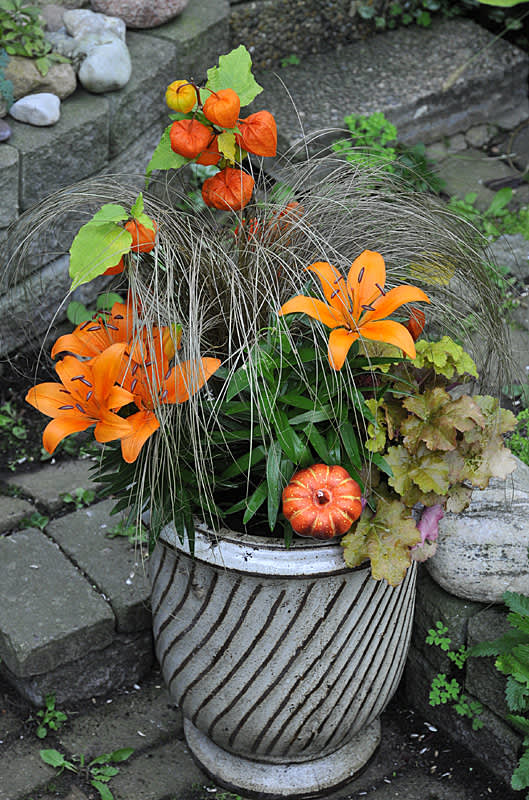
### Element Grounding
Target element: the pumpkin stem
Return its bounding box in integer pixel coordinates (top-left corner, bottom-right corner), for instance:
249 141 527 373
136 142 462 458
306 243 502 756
315 488 330 505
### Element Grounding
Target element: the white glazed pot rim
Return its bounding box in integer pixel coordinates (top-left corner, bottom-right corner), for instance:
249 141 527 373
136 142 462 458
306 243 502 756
160 521 362 577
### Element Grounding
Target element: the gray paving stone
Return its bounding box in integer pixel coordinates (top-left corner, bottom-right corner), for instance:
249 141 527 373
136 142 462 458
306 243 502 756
0 494 36 533
3 628 153 706
47 499 151 633
109 737 207 800
58 676 182 756
0 529 114 677
0 145 18 227
8 91 109 211
4 460 100 513
0 736 56 800
257 19 528 155
434 147 518 211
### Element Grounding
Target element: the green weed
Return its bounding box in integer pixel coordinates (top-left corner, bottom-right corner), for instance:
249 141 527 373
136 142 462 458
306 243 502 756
35 693 67 739
40 747 134 800
19 511 49 532
61 487 96 510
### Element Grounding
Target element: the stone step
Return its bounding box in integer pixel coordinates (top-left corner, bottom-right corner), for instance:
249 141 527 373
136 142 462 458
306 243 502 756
256 18 528 155
0 465 154 706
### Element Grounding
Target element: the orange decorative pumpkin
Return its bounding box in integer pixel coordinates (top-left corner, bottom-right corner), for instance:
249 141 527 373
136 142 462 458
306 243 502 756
282 464 362 540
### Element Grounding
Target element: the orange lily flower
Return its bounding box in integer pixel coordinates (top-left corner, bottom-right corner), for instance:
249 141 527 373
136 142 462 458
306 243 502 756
118 356 221 463
51 302 134 360
279 250 431 370
26 343 135 454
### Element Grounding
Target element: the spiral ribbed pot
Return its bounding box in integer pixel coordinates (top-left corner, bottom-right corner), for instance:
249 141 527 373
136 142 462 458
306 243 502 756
150 523 417 799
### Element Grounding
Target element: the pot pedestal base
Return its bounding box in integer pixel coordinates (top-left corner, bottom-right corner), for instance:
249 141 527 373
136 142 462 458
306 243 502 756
184 718 381 799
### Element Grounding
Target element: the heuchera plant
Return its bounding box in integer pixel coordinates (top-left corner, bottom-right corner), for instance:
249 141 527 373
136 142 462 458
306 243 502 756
24 46 517 587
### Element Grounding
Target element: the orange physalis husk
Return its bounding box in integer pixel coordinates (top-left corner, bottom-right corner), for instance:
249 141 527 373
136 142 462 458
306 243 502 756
201 167 255 211
103 257 125 276
279 250 431 371
124 218 157 254
170 119 213 159
26 343 134 455
406 307 426 341
282 464 363 540
236 110 277 157
202 88 241 129
165 80 197 113
196 135 221 166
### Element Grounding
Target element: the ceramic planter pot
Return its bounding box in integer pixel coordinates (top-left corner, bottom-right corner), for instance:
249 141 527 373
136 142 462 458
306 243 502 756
150 523 417 798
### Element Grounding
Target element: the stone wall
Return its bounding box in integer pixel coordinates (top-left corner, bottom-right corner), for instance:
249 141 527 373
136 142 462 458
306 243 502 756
229 0 374 70
0 0 230 356
405 569 523 786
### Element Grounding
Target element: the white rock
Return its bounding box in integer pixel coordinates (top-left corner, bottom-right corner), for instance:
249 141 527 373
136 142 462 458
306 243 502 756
78 39 132 93
63 8 126 41
425 457 529 603
9 93 61 126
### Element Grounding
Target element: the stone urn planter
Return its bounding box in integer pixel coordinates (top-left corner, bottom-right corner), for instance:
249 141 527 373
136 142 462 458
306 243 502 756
150 523 417 798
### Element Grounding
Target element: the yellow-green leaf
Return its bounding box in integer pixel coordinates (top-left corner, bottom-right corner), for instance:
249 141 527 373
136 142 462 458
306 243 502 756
69 223 132 290
206 45 263 107
217 131 237 163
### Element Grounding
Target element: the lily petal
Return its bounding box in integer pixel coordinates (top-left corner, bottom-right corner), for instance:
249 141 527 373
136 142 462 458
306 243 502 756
307 261 350 316
166 357 221 404
42 415 95 454
362 285 431 324
26 383 74 417
94 412 135 443
347 250 386 319
358 319 417 359
90 343 128 405
279 295 343 329
120 410 160 463
328 327 359 371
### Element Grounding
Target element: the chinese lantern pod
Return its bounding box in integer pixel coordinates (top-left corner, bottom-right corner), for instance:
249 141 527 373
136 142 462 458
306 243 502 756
170 119 213 160
201 167 255 211
165 80 197 114
236 110 277 157
203 88 241 129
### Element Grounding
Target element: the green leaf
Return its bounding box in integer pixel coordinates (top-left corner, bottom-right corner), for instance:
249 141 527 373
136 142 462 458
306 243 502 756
504 592 529 618
96 292 124 311
146 125 189 177
217 130 237 162
34 56 49 76
242 481 268 523
129 192 144 218
40 749 70 768
221 445 266 479
266 440 283 530
340 421 362 469
69 223 132 290
205 45 263 107
90 780 114 800
91 203 129 225
511 748 529 791
305 424 331 463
